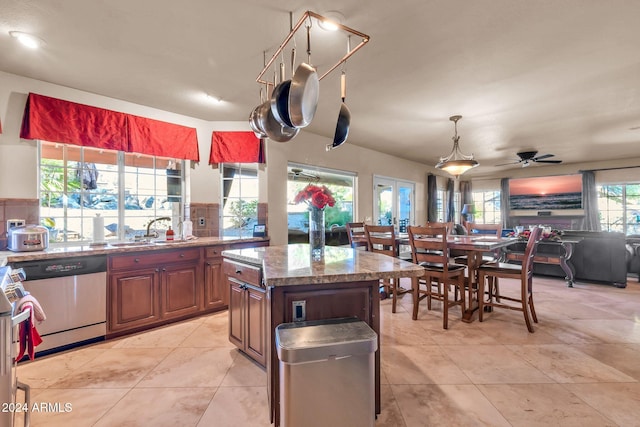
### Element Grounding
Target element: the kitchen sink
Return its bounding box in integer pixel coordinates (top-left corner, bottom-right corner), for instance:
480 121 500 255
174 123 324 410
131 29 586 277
109 241 155 247
153 239 184 244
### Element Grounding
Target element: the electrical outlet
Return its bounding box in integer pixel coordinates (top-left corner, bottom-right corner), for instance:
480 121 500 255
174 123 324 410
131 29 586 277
198 217 205 226
292 300 306 322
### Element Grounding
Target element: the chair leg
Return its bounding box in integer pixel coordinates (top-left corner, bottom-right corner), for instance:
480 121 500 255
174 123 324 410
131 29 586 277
412 277 419 320
442 279 448 330
458 274 466 319
521 279 534 333
528 278 538 323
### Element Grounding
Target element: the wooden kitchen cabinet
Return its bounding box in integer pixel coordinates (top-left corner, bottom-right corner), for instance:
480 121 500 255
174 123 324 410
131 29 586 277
203 246 227 311
203 240 269 312
224 259 266 367
109 267 161 332
108 247 201 336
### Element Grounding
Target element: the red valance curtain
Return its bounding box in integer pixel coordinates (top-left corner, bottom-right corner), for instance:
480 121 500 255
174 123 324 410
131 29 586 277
20 93 200 161
127 115 199 161
209 131 264 164
20 93 128 151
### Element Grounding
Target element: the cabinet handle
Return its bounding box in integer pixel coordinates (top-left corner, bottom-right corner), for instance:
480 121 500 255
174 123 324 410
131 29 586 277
180 253 185 258
235 269 242 274
155 268 159 272
206 262 211 266
134 258 140 263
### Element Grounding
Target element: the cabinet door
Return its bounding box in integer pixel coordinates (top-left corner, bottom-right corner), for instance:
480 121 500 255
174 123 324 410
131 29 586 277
109 268 161 333
245 285 266 366
228 279 245 350
204 258 227 311
161 263 200 319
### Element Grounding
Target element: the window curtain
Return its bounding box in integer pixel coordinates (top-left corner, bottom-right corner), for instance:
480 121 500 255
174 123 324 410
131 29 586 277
427 173 438 222
21 93 200 161
209 131 265 164
127 115 199 161
20 93 128 151
581 170 601 231
459 180 472 223
500 178 510 229
445 178 455 222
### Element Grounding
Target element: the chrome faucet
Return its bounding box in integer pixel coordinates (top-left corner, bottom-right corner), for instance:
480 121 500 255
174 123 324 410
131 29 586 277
145 217 171 238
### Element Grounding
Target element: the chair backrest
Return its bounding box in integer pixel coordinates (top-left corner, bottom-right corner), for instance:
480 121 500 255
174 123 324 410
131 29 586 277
407 225 449 268
467 222 502 237
522 226 543 280
364 225 397 257
345 222 367 246
426 221 454 236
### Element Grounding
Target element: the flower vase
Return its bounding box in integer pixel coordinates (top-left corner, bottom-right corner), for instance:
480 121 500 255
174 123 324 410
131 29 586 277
309 207 325 262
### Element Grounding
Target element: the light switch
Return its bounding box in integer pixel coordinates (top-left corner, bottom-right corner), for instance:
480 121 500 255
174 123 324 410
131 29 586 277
292 300 306 322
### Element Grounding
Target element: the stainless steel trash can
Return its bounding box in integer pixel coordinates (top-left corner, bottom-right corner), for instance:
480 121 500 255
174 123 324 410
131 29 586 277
275 317 378 427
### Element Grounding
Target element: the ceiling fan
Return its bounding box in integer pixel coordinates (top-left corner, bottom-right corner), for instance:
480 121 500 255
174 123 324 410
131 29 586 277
288 168 320 182
497 151 563 168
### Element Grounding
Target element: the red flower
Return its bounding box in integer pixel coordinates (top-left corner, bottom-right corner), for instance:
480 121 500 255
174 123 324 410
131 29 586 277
294 185 335 209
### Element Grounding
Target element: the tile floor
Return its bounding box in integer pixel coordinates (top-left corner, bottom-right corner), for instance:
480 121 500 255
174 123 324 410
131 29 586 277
14 275 640 426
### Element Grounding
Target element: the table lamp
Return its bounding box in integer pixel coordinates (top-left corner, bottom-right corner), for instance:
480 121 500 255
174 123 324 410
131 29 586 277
461 204 476 223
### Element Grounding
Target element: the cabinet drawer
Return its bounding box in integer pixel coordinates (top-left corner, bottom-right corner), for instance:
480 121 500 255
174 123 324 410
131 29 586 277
223 260 262 287
109 248 201 270
205 245 228 259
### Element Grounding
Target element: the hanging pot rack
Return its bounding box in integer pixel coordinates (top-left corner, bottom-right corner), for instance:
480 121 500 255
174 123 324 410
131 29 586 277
255 10 370 85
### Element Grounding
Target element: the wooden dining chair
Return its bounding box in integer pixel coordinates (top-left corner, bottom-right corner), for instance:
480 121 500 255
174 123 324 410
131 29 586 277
364 224 411 312
477 226 543 332
408 225 466 329
346 222 368 250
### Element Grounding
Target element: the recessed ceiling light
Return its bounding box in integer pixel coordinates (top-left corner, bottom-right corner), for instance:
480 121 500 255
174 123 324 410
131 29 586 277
205 93 224 104
9 31 45 49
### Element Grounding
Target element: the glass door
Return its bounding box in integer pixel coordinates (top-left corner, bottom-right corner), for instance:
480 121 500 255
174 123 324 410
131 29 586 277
373 176 415 232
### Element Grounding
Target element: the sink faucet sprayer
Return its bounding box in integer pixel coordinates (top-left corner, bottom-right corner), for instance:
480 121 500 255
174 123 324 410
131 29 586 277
145 217 172 238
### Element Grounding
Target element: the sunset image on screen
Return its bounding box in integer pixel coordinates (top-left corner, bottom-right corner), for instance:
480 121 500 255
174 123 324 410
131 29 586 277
509 174 583 210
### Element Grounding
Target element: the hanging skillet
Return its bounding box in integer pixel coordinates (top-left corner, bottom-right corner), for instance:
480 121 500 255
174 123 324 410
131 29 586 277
271 50 296 127
287 23 319 128
327 37 352 151
257 78 298 143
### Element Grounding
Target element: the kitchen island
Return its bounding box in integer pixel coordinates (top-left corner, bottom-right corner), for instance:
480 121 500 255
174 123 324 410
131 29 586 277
221 244 425 426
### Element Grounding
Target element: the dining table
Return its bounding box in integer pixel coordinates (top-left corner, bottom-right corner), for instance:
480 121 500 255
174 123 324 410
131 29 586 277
397 234 518 322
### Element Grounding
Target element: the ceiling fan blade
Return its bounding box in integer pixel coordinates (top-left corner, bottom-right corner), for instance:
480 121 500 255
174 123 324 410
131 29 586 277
534 159 563 163
496 161 521 166
533 153 554 161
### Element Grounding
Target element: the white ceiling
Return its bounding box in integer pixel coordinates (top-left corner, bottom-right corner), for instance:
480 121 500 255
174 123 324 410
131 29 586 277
2 0 640 176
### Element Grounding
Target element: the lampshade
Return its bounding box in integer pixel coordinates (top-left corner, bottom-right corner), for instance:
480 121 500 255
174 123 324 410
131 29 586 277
461 204 476 215
435 115 479 177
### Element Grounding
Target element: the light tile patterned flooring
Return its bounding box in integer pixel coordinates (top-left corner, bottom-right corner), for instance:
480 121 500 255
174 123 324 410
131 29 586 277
14 275 640 426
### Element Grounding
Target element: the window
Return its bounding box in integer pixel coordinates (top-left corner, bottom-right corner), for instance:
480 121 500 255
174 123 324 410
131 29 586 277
598 183 640 235
221 163 259 238
435 189 445 222
472 190 501 224
39 141 184 243
287 164 355 244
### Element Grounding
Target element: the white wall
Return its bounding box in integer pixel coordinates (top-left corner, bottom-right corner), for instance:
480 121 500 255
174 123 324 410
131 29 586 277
0 71 438 245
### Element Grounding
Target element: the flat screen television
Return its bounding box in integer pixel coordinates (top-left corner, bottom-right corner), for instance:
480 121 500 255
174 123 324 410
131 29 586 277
509 174 583 210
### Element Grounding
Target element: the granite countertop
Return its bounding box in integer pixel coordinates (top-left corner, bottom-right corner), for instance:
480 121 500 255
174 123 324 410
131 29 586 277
0 236 269 266
222 244 425 287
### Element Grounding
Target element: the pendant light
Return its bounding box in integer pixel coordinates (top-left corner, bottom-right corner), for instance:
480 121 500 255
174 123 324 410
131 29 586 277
435 115 479 177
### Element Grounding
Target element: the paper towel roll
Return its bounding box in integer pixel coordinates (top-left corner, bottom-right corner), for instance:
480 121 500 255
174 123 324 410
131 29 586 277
182 220 193 239
93 214 105 243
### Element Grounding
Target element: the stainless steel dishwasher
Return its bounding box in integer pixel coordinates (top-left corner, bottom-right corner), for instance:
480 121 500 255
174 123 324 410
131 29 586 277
10 255 107 356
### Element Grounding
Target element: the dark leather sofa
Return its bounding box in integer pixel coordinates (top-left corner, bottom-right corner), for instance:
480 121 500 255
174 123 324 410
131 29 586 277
504 230 628 287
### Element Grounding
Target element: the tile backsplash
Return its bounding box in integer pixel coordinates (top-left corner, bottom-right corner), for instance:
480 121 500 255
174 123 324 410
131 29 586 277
189 202 268 238
0 198 40 249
